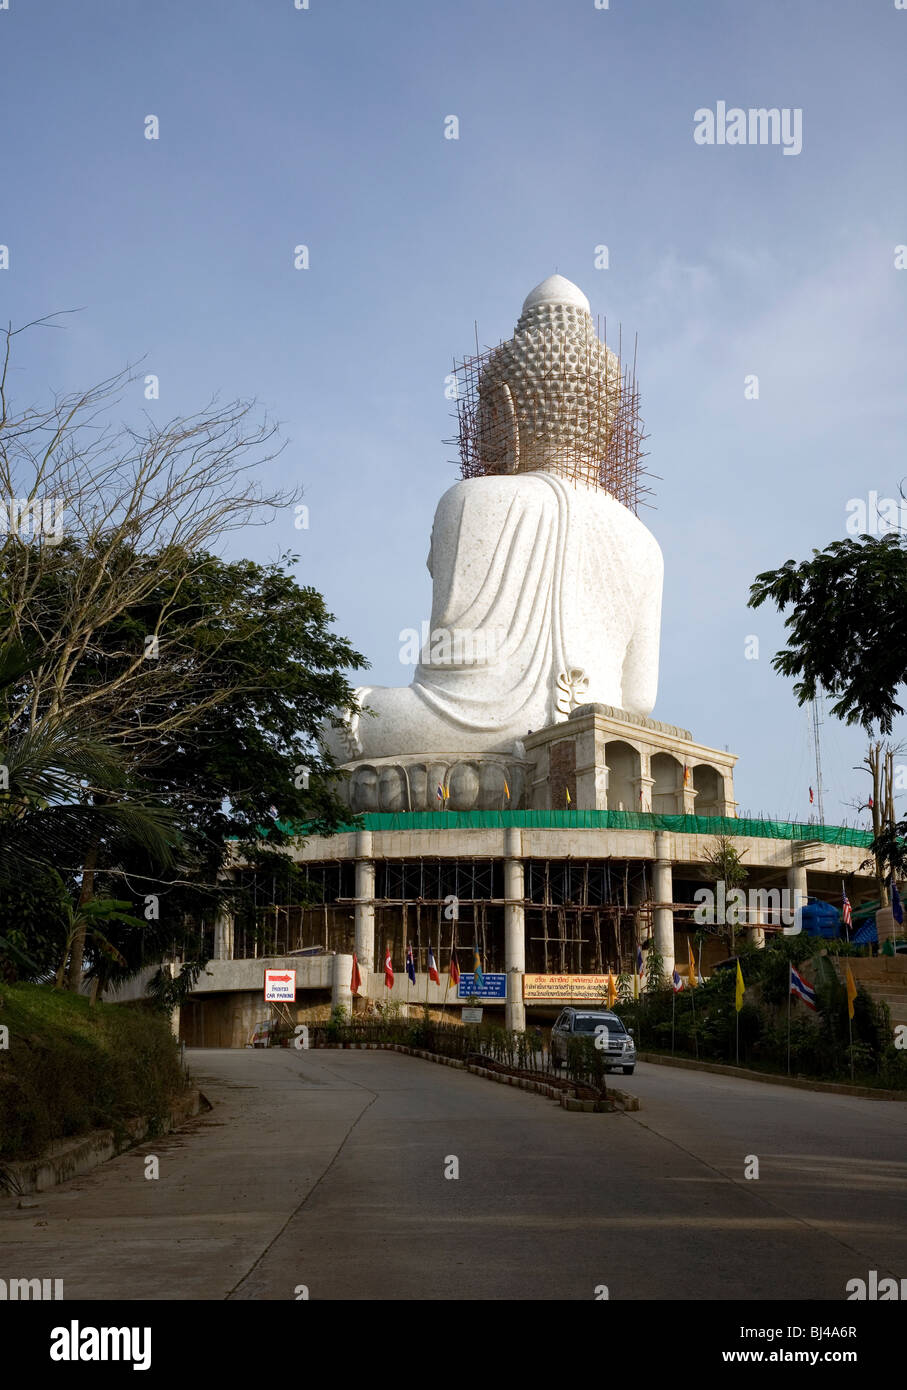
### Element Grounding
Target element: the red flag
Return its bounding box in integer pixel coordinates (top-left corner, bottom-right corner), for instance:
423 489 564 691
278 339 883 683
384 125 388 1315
449 950 460 987
809 786 814 804
350 952 362 995
384 950 394 990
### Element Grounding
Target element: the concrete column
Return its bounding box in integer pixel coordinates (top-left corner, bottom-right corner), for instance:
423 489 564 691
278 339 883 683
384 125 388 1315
332 952 354 1015
594 762 609 810
634 774 655 813
787 862 808 936
747 888 766 949
653 830 675 975
354 830 376 972
574 724 602 809
213 910 234 961
503 827 526 1032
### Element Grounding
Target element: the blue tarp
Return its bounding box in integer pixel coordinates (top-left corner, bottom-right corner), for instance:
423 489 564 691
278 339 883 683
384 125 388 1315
852 919 878 945
800 897 842 939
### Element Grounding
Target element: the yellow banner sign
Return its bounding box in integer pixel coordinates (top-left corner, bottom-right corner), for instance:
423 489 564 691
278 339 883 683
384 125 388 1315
523 974 612 1002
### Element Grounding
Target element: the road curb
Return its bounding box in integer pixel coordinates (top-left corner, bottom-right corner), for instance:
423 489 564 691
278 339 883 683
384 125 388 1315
637 1051 907 1100
312 1041 638 1111
0 1088 203 1196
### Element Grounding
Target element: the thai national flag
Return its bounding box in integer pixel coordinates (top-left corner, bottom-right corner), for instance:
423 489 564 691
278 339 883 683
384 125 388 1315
636 945 644 977
671 969 684 993
436 784 444 801
790 965 817 1010
842 883 852 930
405 944 416 985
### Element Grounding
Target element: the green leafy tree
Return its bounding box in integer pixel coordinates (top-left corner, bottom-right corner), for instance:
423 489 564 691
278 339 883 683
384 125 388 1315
748 533 907 734
0 711 177 982
2 546 367 988
702 835 749 956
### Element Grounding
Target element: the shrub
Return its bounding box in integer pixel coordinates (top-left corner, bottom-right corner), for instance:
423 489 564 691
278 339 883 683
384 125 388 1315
0 983 186 1162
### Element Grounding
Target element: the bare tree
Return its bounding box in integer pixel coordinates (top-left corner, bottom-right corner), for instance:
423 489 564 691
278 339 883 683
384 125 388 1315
855 741 903 906
1 317 299 740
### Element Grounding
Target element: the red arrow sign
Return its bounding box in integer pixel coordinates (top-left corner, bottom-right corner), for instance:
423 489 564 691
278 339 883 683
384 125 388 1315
268 973 293 982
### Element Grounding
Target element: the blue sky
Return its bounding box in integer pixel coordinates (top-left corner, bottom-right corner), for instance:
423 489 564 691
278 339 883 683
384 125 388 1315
3 0 906 824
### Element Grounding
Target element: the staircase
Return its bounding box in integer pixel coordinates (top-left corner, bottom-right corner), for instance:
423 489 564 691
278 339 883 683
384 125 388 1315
830 956 907 1029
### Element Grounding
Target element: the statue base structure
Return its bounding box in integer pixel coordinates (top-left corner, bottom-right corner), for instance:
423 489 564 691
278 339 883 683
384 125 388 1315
336 703 737 817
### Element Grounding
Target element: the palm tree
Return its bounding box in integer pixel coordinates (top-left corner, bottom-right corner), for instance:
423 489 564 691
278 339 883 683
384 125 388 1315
53 896 146 1000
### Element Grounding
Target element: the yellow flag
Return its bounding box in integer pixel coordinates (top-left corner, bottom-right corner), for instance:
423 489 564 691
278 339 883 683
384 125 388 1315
565 787 571 806
503 779 511 800
735 959 745 1012
845 964 857 1020
632 969 640 1001
607 971 618 1007
688 939 698 989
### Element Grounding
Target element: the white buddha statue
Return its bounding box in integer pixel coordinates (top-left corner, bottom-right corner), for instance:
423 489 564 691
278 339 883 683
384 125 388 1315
327 275 663 769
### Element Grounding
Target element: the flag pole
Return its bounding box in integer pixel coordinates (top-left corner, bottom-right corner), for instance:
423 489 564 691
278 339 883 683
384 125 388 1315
736 1003 740 1066
787 969 792 1075
671 987 675 1054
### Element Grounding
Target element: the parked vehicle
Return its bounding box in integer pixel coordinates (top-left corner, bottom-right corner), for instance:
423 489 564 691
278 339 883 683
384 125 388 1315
549 1008 636 1074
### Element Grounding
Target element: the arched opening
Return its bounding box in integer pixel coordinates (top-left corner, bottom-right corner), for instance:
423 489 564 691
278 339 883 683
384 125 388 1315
605 741 640 811
651 752 683 815
692 763 722 817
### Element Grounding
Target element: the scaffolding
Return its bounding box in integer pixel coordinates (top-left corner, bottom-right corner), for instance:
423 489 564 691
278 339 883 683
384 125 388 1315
226 857 654 979
448 320 651 514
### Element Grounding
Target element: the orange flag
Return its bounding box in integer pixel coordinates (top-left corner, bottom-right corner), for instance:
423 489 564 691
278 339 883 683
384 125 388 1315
350 953 361 995
688 939 698 989
606 971 618 1007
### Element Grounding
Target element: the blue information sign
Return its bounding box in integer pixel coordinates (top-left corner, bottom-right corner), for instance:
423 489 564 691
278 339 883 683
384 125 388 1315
457 972 507 1000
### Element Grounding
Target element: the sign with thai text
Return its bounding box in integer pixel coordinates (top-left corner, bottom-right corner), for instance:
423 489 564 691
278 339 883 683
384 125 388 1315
522 974 612 1002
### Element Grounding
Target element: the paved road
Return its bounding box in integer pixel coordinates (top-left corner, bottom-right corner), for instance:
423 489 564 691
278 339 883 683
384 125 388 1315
1 1050 905 1300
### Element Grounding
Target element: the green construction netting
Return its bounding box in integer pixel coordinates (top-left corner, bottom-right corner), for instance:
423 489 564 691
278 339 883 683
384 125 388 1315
282 810 873 847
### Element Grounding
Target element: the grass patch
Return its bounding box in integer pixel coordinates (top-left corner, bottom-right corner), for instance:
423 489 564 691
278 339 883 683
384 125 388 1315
0 983 187 1162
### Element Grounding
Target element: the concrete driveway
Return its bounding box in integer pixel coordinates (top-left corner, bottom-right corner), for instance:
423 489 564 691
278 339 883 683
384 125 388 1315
0 1049 904 1300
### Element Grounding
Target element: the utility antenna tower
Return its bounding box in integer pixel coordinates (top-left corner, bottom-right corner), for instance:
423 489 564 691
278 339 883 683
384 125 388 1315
811 695 826 825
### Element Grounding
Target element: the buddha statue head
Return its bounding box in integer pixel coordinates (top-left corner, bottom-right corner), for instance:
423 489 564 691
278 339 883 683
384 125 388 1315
470 274 625 488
